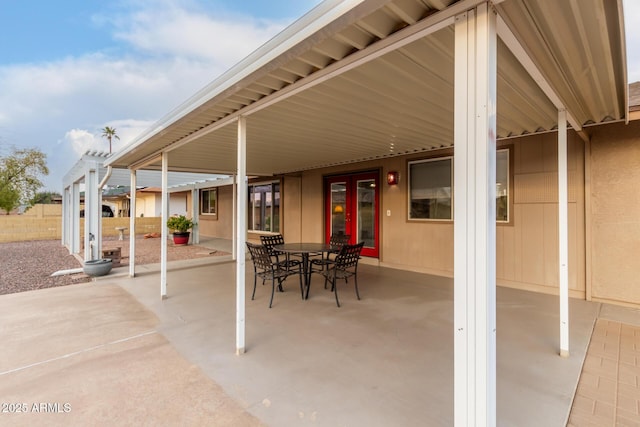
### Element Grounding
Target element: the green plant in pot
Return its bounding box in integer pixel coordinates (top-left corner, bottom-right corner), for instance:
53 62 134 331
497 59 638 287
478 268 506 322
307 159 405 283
166 215 195 245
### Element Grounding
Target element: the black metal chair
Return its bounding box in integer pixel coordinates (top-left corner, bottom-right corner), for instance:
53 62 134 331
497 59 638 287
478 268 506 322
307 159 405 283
246 242 302 308
310 234 351 286
319 241 364 307
260 234 302 274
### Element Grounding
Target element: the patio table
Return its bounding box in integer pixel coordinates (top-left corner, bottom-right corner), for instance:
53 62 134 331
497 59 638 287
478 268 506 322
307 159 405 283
274 243 334 299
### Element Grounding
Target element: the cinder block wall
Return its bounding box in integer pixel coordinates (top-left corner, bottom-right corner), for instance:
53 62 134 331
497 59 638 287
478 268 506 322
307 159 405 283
0 216 62 242
22 204 63 217
0 215 162 243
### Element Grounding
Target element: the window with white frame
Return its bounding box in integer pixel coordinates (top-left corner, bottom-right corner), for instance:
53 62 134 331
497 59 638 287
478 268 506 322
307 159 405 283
408 157 453 220
407 148 510 222
248 182 280 232
496 149 509 222
200 188 217 216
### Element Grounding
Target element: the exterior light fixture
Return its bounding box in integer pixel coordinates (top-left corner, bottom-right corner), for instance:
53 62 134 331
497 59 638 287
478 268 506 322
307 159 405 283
333 205 344 213
387 171 399 186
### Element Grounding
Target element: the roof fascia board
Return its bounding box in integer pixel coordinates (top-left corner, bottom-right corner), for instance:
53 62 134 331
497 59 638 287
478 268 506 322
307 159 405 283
107 0 385 167
161 0 484 156
496 14 582 131
168 176 235 192
130 153 162 171
618 0 629 124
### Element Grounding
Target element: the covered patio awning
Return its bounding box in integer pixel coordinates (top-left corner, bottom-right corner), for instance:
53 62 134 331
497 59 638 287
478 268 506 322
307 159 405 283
106 0 627 176
103 0 628 425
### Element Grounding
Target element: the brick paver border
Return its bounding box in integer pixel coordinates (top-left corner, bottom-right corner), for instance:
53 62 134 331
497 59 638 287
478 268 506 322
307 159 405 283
568 319 640 425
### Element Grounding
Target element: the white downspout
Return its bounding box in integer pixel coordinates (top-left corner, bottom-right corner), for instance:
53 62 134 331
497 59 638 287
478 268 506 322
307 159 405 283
99 166 113 189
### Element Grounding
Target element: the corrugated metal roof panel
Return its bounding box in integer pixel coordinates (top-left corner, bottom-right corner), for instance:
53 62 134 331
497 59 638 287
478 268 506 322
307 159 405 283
105 0 627 177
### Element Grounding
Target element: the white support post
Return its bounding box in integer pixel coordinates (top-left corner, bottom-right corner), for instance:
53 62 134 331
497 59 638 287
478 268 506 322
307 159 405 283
129 169 137 278
161 153 169 299
84 166 99 261
236 118 247 355
558 110 570 357
62 187 68 247
96 169 103 261
454 4 497 426
72 182 80 254
191 188 200 244
232 175 237 260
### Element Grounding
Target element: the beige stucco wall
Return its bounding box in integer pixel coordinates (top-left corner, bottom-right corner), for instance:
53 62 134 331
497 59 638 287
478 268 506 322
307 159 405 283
198 185 233 239
588 120 640 306
282 176 303 242
299 156 456 276
501 132 585 297
285 131 586 298
135 193 158 217
196 129 595 302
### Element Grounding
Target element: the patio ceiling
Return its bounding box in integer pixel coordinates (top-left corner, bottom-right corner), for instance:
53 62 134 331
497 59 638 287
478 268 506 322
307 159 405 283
106 0 627 176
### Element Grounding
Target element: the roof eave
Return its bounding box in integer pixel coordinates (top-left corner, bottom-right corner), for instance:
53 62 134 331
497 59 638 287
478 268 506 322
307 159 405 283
106 0 389 168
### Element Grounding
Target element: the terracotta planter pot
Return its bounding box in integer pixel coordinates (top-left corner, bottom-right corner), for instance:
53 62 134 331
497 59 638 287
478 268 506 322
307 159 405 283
172 232 190 245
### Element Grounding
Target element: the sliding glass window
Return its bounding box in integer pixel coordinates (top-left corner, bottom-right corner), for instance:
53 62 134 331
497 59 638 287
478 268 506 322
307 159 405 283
248 182 280 232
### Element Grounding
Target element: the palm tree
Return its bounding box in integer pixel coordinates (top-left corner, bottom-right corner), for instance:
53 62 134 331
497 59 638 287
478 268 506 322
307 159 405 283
101 126 120 154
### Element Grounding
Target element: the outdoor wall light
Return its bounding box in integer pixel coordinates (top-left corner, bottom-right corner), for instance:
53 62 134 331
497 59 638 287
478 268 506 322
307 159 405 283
387 171 399 186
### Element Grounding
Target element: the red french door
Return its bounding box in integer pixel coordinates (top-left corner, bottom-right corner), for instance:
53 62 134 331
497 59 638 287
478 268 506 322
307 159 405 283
324 171 379 258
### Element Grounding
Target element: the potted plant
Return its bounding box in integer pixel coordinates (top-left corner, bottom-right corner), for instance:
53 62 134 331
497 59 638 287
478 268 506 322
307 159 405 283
166 215 195 245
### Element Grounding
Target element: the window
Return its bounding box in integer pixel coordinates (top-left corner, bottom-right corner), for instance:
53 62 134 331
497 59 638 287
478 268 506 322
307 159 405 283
407 148 510 222
408 157 453 220
200 188 217 215
496 149 509 222
249 182 280 232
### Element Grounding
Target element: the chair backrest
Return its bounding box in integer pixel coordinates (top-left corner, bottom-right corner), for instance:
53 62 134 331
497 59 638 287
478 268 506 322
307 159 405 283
260 234 285 254
329 233 351 248
246 242 274 272
335 241 364 270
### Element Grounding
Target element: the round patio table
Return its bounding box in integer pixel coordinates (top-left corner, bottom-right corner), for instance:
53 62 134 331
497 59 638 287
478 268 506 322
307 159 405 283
274 243 334 299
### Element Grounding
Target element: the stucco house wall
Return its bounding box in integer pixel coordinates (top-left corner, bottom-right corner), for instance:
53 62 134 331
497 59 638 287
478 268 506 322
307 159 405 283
198 122 639 308
133 190 191 217
198 185 233 239
588 120 640 306
281 130 586 298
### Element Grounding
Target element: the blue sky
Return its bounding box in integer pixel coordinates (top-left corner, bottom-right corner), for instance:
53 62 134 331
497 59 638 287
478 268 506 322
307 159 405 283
0 0 638 191
0 0 323 190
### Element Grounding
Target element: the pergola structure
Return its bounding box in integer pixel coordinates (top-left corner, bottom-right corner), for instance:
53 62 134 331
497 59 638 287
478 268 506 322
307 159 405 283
61 150 227 262
104 1 628 424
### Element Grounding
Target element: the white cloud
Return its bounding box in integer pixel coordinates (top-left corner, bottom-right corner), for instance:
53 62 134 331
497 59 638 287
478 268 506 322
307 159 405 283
64 119 155 158
0 1 288 190
65 128 99 157
112 6 287 64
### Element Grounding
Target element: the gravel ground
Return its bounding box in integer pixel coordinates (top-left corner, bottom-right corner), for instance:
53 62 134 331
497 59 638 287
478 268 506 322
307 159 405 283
0 237 229 295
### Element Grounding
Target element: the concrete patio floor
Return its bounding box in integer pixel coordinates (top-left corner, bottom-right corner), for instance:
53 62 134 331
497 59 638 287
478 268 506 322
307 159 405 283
108 256 598 426
2 249 638 426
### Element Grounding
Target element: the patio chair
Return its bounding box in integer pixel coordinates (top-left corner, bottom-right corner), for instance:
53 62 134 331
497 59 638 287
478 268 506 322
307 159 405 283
246 242 302 308
260 234 302 273
319 241 364 307
310 234 351 286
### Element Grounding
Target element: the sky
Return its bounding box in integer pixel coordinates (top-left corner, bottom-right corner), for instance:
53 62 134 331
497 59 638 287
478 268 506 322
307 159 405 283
0 0 639 192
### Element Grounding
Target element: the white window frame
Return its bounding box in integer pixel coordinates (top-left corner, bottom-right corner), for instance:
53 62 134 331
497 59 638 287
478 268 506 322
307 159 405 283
407 156 453 221
407 149 510 223
200 188 218 216
248 181 280 233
